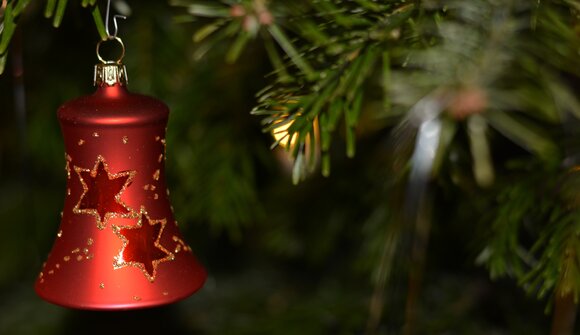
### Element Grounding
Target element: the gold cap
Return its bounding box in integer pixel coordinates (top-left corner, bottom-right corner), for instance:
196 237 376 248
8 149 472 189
94 62 128 86
94 37 127 86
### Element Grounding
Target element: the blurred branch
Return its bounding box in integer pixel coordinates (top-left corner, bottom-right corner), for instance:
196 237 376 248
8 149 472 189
0 0 107 74
551 294 577 335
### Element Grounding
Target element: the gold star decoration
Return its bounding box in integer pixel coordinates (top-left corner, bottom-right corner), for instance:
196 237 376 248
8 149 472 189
112 207 174 282
73 155 136 230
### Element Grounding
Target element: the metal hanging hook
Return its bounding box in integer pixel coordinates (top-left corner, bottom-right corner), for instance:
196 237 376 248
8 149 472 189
105 0 126 39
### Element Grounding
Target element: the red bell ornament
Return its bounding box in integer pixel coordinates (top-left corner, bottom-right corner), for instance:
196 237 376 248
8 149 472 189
35 37 207 310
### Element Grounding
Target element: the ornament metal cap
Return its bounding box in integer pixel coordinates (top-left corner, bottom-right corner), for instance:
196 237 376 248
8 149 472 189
94 37 128 86
94 62 128 86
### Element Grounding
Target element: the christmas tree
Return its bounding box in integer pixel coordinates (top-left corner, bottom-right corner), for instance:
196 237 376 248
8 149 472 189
1 0 580 334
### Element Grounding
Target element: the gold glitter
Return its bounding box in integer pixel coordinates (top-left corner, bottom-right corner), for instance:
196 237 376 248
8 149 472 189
72 248 80 254
87 254 94 260
155 136 160 141
39 272 44 278
122 136 129 144
42 262 46 268
48 270 54 275
99 283 105 289
172 235 193 253
133 296 141 301
166 189 170 196
67 188 71 196
40 279 44 284
92 132 100 138
83 248 89 255
154 194 159 200
73 155 137 230
60 211 63 218
65 153 72 179
87 238 94 246
77 255 83 261
162 291 169 296
143 184 150 191
57 230 63 238
64 256 70 262
55 263 60 269
158 154 163 163
111 207 174 282
78 139 85 146
160 139 166 145
150 185 156 191
153 169 160 181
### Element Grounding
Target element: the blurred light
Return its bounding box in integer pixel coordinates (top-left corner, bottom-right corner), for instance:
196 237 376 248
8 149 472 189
271 119 297 149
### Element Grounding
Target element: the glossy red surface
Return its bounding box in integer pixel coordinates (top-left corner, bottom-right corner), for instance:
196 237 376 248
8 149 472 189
35 84 206 310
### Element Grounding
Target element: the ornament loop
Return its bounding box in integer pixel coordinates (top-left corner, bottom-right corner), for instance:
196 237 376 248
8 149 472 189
96 36 125 64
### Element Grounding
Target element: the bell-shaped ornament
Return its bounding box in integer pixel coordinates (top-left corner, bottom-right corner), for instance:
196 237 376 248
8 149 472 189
35 38 207 310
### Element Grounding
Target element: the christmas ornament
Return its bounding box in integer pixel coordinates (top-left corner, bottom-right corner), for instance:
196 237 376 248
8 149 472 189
34 27 206 309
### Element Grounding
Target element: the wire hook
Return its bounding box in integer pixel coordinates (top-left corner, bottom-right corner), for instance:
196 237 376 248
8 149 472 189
105 0 126 39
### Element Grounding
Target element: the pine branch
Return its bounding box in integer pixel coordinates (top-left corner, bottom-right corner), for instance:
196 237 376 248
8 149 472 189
0 0 108 75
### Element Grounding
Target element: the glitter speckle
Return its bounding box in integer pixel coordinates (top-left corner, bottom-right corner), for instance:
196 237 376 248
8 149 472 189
77 255 83 261
78 139 85 146
99 283 105 289
166 189 170 196
65 153 72 179
72 248 80 254
92 132 100 138
153 169 160 181
158 154 163 163
48 270 54 275
172 235 192 253
67 188 71 196
155 136 160 141
87 238 94 246
55 263 60 269
154 193 159 200
162 291 169 296
133 296 141 301
64 256 70 262
57 230 63 238
122 136 129 144
143 184 157 191
83 248 89 255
